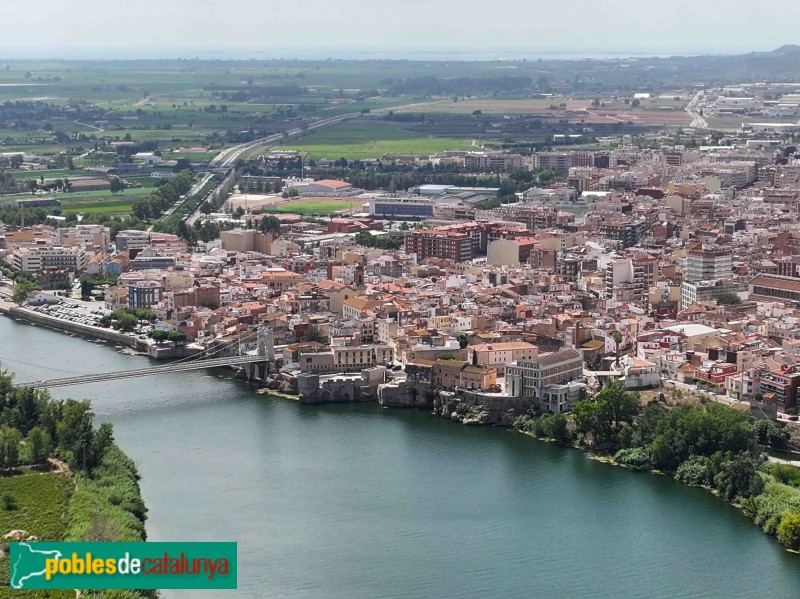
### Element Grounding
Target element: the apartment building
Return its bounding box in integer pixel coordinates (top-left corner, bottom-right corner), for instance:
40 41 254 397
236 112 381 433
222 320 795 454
299 345 394 373
506 348 585 412
685 247 733 282
469 341 539 375
56 225 110 249
681 278 739 309
12 246 86 274
604 254 657 307
404 224 480 261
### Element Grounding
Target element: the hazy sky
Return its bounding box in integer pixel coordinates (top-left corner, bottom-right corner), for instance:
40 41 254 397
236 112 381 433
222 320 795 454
1 0 797 57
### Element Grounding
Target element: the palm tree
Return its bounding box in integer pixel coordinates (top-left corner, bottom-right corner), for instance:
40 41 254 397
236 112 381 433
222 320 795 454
612 330 623 366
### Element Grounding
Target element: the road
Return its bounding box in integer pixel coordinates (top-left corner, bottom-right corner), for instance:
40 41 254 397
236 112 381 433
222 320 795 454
686 90 708 129
74 120 104 132
186 169 233 226
209 100 445 168
158 172 214 222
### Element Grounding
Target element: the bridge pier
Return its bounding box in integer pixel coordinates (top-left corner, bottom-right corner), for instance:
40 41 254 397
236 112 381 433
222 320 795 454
239 360 269 385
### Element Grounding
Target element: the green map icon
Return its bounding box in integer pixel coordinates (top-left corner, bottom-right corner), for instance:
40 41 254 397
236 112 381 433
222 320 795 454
10 542 63 589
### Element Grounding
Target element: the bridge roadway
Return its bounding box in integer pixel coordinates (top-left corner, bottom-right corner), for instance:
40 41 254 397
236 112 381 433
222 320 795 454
14 355 266 389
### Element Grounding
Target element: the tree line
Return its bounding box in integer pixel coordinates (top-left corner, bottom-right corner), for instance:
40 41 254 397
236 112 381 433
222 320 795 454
514 380 800 552
131 170 194 221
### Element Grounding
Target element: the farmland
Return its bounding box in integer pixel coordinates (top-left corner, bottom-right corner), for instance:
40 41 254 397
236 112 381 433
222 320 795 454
0 471 74 598
281 122 474 159
0 56 714 159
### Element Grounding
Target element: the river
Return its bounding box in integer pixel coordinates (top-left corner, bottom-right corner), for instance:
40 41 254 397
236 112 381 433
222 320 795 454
1 316 799 598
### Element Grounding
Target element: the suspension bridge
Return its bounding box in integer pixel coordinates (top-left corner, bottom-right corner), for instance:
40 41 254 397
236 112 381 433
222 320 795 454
12 328 275 389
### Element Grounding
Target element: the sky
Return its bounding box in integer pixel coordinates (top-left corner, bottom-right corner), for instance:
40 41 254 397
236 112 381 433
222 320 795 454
0 0 798 59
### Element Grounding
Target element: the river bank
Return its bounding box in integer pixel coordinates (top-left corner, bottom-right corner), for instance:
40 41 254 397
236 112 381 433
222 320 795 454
510 415 800 555
4 315 800 598
0 368 149 595
259 380 800 557
0 300 143 349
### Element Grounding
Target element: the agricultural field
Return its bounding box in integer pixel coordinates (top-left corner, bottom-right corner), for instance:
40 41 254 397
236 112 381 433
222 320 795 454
60 198 135 215
3 169 85 180
282 122 473 159
397 98 567 115
0 57 716 158
0 471 74 598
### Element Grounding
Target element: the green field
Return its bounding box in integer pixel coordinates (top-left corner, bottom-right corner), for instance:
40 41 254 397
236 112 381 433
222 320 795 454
272 199 356 215
0 471 74 598
397 98 566 115
6 169 85 180
282 122 473 159
61 199 133 215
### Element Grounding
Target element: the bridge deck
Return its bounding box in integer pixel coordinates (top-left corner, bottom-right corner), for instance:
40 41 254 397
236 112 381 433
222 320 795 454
14 355 266 389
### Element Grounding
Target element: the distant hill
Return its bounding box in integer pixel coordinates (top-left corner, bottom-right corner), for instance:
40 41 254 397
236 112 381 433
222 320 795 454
765 45 800 56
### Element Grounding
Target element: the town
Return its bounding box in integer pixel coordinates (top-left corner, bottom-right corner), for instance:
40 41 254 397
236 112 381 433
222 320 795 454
3 51 800 583
4 83 800 425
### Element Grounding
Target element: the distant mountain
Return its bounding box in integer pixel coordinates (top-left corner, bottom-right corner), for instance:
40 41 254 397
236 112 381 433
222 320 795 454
765 45 800 56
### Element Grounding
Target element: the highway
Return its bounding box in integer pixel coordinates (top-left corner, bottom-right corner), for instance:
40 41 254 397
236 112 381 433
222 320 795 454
686 90 708 129
209 100 445 168
157 172 214 223
185 168 233 226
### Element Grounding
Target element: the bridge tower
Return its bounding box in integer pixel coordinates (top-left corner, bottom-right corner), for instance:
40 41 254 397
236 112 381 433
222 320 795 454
257 326 275 361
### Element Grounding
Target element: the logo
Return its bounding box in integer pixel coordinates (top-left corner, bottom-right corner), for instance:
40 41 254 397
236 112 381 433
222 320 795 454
10 542 237 590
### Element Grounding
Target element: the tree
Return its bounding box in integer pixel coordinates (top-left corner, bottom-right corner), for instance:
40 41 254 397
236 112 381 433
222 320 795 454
25 426 52 464
631 99 641 107
80 278 94 299
717 293 741 305
114 313 137 332
167 331 187 344
149 330 171 344
712 454 763 502
456 334 469 349
0 427 22 468
56 400 113 472
612 330 623 365
109 177 126 196
12 281 38 305
543 413 570 444
259 215 281 234
596 379 640 428
754 420 790 450
778 511 800 551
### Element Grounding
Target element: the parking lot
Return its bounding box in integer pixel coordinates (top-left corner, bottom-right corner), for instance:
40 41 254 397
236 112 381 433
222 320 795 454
29 300 110 327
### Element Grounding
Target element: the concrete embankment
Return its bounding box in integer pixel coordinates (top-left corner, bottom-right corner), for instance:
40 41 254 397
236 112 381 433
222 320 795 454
0 301 143 349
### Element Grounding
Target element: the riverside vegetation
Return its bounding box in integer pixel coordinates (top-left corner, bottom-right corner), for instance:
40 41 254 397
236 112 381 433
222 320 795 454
0 373 151 599
514 380 800 553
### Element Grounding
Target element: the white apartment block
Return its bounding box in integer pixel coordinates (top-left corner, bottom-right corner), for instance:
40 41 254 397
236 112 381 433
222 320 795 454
12 246 86 274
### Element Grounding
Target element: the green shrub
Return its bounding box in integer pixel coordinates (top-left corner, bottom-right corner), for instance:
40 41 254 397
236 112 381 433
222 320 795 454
2 493 17 511
747 478 800 535
614 448 653 471
64 445 147 543
675 456 711 486
772 463 800 486
777 511 800 551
